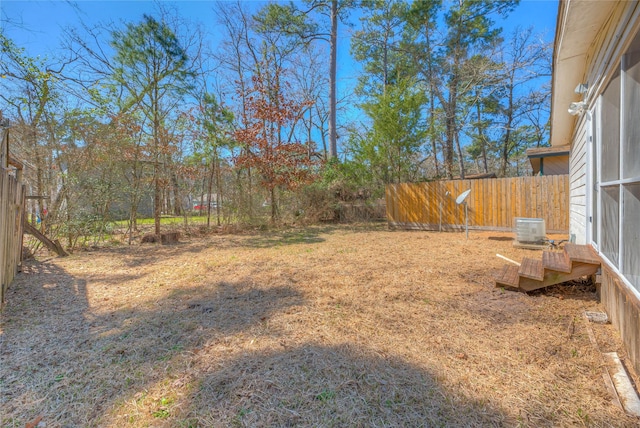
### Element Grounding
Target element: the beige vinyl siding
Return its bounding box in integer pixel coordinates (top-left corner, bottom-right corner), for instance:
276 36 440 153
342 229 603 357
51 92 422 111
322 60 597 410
569 117 588 244
541 156 569 175
568 2 640 245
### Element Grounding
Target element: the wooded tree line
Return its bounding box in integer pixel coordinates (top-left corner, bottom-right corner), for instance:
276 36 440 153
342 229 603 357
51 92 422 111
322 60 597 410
0 0 551 243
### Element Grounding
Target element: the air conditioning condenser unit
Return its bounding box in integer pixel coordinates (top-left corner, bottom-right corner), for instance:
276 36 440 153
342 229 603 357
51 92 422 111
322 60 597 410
514 217 546 245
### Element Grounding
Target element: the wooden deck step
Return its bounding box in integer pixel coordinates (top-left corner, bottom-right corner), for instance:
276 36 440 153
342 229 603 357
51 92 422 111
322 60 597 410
542 251 572 273
565 243 600 265
519 257 544 281
495 265 520 288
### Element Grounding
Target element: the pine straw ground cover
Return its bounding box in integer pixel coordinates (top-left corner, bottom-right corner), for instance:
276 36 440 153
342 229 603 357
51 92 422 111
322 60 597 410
1 224 638 427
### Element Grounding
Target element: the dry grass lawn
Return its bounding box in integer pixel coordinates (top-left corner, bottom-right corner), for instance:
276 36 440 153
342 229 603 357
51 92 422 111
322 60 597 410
1 224 638 427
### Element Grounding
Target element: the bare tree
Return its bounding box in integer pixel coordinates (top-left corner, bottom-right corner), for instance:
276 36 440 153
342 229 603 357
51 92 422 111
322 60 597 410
495 27 552 176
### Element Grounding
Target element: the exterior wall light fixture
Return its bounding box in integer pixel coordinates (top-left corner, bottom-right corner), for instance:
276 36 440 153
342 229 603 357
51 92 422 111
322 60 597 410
568 101 587 116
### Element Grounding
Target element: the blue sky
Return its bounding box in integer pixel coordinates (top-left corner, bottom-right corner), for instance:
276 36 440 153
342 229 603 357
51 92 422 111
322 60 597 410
1 0 559 151
1 0 559 81
2 1 559 42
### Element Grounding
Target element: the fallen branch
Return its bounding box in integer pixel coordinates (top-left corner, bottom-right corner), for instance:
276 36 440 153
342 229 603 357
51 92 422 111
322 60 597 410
23 221 68 257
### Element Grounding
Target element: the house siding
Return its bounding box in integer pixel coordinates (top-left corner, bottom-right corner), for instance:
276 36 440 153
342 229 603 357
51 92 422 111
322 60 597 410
565 1 640 376
601 265 640 375
541 156 569 175
569 119 587 244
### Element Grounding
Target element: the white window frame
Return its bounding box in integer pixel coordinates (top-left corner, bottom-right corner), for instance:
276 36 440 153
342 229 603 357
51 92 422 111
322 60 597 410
587 103 600 250
595 35 640 294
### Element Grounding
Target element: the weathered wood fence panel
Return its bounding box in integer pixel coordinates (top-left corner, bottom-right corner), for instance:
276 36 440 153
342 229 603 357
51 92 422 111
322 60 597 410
1 136 25 306
386 175 569 233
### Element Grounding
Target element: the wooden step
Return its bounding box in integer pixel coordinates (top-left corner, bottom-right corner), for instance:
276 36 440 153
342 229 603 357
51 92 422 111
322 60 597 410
495 243 601 293
495 265 520 288
542 251 572 273
519 257 544 281
565 243 600 265
519 261 600 292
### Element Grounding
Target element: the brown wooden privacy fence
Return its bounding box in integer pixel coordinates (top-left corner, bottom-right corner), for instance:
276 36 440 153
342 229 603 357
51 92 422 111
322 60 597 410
385 175 569 233
1 134 25 306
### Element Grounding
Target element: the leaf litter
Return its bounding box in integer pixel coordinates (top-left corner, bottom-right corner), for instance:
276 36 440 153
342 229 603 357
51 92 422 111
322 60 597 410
1 224 638 427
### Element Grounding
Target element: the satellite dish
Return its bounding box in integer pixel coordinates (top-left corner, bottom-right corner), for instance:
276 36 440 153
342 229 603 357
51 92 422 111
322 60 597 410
455 189 471 205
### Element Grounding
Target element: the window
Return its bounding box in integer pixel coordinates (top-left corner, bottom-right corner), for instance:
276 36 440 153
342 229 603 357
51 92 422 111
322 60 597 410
623 37 640 179
597 30 640 291
601 70 620 182
600 185 619 265
590 110 599 247
622 183 640 286
587 107 600 247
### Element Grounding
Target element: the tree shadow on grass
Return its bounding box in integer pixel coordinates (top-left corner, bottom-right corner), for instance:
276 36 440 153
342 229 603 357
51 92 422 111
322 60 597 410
0 260 305 427
89 226 338 269
92 279 306 364
1 258 510 427
179 343 508 427
1 260 91 426
488 236 514 242
242 229 326 248
238 223 392 249
86 224 387 269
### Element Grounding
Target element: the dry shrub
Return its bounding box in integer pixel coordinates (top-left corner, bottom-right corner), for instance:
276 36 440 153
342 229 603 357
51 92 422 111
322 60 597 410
336 199 386 222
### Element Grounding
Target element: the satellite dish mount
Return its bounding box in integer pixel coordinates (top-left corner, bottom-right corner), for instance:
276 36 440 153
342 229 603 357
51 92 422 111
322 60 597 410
439 190 451 232
455 189 471 239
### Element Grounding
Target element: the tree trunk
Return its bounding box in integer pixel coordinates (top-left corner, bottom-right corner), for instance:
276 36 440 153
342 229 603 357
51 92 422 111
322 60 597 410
501 123 512 177
200 175 206 216
153 160 161 235
455 131 465 179
129 206 137 245
270 186 276 223
207 158 214 228
429 94 439 177
153 85 161 236
425 30 440 178
500 85 515 177
34 131 43 228
328 0 338 158
214 149 222 226
442 56 461 179
307 108 313 159
131 158 142 233
443 109 455 179
475 93 488 173
171 170 181 216
247 166 253 220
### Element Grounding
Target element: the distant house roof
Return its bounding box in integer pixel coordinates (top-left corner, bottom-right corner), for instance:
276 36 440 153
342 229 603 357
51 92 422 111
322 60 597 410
527 145 570 175
526 146 570 159
452 172 497 180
